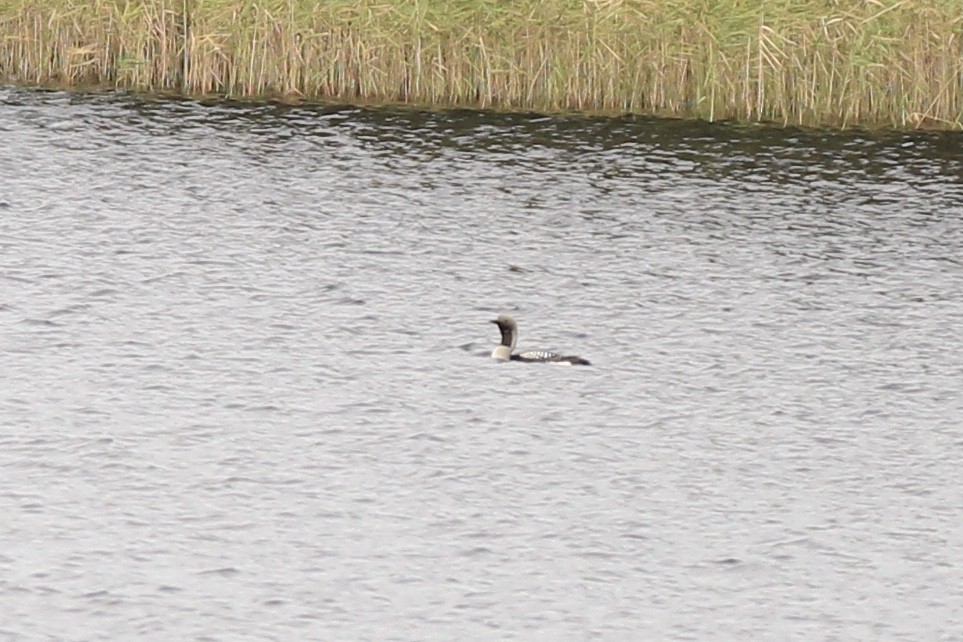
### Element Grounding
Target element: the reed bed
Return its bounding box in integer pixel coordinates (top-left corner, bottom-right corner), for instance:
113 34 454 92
1 0 961 128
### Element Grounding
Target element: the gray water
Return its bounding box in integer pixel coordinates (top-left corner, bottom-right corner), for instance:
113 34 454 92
2 87 962 641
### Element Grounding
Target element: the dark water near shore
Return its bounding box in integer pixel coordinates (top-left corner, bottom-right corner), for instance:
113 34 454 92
2 87 962 640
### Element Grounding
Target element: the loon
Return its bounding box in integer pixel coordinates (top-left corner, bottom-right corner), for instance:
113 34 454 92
490 314 591 366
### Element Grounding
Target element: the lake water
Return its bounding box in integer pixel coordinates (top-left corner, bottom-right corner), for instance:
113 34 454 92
2 86 962 640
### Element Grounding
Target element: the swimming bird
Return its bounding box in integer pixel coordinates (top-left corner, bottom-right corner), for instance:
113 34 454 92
490 314 590 366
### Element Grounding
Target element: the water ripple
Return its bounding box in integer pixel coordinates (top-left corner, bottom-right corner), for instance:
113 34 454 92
1 87 962 640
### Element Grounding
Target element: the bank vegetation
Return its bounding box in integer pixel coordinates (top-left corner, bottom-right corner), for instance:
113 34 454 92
1 0 961 129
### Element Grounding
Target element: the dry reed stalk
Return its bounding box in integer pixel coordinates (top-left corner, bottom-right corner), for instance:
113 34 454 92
0 0 960 129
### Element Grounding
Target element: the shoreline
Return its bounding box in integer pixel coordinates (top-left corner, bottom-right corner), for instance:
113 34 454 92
2 0 961 130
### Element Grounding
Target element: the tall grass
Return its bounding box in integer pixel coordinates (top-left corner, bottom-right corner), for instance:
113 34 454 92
0 0 960 128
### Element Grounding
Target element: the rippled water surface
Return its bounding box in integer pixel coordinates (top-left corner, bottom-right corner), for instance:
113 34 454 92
2 87 963 640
